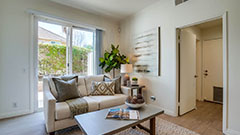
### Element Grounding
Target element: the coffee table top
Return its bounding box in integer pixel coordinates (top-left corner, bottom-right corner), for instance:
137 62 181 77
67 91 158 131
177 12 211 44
74 104 164 135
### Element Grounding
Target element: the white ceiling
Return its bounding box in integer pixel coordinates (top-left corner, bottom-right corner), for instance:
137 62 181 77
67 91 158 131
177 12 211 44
50 0 160 21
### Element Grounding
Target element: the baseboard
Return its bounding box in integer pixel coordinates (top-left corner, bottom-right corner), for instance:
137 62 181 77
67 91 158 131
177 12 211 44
147 103 177 117
157 106 176 117
224 129 240 135
0 109 32 120
203 99 223 105
163 108 177 116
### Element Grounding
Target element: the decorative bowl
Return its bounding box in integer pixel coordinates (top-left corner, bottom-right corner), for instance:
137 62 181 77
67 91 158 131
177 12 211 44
125 101 145 109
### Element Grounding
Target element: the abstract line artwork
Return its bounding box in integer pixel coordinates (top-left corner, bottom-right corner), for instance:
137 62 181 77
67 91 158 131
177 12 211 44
132 27 161 76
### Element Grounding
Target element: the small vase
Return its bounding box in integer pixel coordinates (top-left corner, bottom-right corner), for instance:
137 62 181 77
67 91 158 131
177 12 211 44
131 80 138 86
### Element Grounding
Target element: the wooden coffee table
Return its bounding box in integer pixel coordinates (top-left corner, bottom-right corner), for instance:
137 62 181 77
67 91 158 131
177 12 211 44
75 104 164 135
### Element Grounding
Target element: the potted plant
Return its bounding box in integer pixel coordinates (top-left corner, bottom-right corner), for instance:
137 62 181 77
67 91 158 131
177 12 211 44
131 77 138 86
99 44 129 78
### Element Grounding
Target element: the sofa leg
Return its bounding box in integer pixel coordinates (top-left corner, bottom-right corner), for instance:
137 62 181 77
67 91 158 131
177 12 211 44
49 132 55 135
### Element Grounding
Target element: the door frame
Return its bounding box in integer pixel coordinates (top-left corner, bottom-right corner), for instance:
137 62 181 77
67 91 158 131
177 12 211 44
175 12 228 132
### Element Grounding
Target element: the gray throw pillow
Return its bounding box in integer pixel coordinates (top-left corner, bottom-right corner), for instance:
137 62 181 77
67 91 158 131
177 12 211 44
104 75 122 94
53 77 80 102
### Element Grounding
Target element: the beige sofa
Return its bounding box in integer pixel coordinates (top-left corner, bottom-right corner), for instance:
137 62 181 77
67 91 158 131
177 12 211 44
43 75 130 134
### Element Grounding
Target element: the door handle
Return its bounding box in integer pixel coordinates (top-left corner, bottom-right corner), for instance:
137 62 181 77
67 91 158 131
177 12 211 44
194 75 198 78
204 73 208 76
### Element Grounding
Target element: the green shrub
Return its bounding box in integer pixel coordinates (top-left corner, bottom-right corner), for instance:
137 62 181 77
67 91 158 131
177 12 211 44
38 44 91 75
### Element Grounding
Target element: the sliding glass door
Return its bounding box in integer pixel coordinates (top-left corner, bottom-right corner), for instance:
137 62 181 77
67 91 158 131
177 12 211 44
38 21 68 108
71 27 95 75
37 20 96 109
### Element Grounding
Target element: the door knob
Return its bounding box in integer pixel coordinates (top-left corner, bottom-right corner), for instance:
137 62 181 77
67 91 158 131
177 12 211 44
194 75 198 78
204 73 208 76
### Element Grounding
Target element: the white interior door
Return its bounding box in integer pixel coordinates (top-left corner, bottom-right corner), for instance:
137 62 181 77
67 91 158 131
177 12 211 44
202 39 223 101
179 30 196 115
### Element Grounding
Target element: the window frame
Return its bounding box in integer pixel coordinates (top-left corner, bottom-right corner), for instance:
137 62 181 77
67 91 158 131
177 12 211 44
37 17 96 76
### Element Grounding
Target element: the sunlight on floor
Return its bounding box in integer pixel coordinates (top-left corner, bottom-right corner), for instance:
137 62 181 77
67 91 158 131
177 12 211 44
38 91 43 108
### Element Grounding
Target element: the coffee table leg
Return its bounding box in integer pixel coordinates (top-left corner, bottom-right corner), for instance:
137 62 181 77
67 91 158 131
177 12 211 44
150 117 156 135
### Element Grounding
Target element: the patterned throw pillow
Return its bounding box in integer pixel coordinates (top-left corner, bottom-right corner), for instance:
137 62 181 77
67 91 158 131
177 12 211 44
91 81 115 96
104 75 122 94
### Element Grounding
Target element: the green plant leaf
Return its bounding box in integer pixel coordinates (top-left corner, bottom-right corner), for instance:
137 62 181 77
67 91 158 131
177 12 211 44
126 57 129 63
99 44 129 73
111 44 115 50
99 57 105 63
104 52 109 59
109 55 113 61
113 62 117 67
113 48 119 54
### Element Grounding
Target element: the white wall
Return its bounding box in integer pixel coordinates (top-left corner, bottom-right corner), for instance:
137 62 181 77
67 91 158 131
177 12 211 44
120 0 240 134
0 0 120 119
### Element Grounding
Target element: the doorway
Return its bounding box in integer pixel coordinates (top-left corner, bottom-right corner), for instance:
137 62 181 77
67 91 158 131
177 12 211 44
36 19 96 110
177 18 224 132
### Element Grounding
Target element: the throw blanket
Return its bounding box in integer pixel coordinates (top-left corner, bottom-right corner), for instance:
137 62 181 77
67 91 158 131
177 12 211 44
66 98 88 118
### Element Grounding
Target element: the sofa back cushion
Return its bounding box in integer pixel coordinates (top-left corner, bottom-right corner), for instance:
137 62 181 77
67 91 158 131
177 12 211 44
84 75 104 95
78 76 88 96
48 77 59 98
47 75 104 98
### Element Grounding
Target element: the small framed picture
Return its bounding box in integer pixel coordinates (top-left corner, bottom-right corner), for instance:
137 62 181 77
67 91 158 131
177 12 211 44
132 88 138 96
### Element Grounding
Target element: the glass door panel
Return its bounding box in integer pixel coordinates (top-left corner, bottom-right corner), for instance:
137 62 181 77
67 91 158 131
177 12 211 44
38 21 68 108
72 28 94 75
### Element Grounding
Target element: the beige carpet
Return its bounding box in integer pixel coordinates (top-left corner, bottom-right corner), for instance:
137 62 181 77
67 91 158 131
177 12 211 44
56 118 200 135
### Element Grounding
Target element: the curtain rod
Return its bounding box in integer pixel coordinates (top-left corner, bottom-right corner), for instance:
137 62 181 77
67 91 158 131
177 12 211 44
26 9 106 31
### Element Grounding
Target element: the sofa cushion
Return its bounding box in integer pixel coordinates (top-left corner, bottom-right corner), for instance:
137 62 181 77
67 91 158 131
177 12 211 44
84 75 104 95
77 76 88 96
83 97 99 112
55 102 70 120
88 94 128 109
55 97 99 120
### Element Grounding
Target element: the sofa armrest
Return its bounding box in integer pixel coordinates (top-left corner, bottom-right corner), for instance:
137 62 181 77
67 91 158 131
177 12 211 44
43 77 56 133
121 86 131 96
